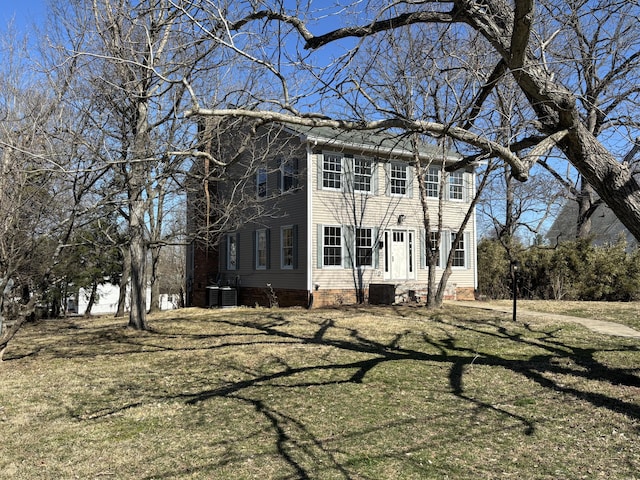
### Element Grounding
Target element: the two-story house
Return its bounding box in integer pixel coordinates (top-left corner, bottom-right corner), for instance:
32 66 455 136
186 123 478 308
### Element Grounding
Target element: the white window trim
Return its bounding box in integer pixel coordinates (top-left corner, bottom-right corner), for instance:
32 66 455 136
321 224 343 268
425 166 440 199
280 157 298 193
321 152 343 191
448 171 465 202
352 156 374 194
388 162 411 197
354 226 375 268
450 231 469 269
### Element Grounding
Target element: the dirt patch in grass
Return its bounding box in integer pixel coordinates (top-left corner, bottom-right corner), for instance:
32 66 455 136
490 299 640 331
1 305 639 479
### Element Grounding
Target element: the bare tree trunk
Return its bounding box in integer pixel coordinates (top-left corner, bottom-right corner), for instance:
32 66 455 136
415 159 440 310
0 310 32 361
462 2 640 241
115 246 130 318
426 259 438 308
563 124 640 240
178 285 185 308
148 244 161 314
576 179 597 239
84 280 98 317
128 116 149 329
434 163 493 306
434 264 454 305
127 81 150 330
503 169 515 240
128 198 147 330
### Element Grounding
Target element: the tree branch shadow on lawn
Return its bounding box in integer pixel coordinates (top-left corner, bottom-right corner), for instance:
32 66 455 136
431 314 640 421
31 310 639 480
162 312 638 479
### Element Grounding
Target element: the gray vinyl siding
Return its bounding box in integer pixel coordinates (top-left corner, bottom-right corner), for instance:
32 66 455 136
217 130 309 291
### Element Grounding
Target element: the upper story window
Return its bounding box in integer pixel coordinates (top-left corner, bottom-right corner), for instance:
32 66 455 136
280 158 299 192
322 153 342 190
449 171 464 201
353 157 373 193
256 168 267 199
390 163 408 196
425 167 440 198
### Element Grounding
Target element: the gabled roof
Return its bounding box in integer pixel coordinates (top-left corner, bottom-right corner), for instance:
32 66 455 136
546 201 637 249
284 124 461 162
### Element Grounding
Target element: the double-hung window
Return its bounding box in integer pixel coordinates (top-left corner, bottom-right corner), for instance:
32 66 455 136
281 226 295 269
451 232 466 267
322 153 342 190
390 163 408 196
355 228 374 267
425 167 440 198
226 233 238 270
280 158 298 192
353 157 373 193
255 229 268 269
449 171 464 201
256 168 267 199
430 231 440 267
322 226 342 267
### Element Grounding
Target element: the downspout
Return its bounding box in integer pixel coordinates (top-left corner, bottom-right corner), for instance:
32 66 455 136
472 170 478 294
306 142 314 307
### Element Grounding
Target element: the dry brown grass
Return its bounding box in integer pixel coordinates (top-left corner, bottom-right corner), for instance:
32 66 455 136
0 304 639 479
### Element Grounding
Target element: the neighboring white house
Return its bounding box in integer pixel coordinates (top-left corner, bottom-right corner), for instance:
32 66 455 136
187 123 479 308
68 283 179 315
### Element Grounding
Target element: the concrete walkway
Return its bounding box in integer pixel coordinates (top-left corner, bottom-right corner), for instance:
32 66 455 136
451 301 640 339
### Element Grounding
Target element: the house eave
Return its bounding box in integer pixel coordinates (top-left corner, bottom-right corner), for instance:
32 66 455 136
282 125 462 163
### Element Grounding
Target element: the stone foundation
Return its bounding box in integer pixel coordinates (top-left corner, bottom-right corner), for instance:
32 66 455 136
309 289 365 308
455 287 475 301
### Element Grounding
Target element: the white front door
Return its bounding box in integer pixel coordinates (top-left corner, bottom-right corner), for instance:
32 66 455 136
386 229 414 280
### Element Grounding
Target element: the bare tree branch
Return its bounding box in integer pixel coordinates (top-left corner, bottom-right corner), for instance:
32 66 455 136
186 107 531 180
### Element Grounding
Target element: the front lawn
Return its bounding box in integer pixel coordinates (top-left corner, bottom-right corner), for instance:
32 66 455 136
1 305 638 479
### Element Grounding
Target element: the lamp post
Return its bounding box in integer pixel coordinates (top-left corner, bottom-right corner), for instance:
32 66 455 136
511 260 520 322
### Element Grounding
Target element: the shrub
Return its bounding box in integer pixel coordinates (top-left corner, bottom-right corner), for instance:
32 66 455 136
477 236 640 301
477 238 511 299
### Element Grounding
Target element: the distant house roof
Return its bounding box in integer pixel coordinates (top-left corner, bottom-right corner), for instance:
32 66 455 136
284 124 462 163
546 201 637 248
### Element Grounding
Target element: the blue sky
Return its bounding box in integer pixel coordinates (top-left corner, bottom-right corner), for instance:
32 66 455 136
1 0 46 32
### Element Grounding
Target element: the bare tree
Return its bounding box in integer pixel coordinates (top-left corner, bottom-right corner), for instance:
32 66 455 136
540 0 640 237
476 81 564 248
349 24 494 307
0 25 109 356
183 0 640 244
47 0 227 329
